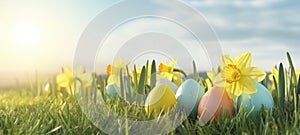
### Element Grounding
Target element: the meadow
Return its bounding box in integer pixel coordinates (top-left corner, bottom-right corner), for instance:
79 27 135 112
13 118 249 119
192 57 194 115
0 52 299 135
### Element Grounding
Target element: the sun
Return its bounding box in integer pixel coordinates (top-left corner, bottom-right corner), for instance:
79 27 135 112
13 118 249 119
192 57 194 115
12 21 41 47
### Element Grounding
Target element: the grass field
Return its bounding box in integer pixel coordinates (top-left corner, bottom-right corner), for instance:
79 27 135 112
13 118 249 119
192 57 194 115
0 53 300 135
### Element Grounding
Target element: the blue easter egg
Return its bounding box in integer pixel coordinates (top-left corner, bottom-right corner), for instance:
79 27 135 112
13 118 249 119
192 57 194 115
106 85 119 97
237 83 274 114
175 79 205 116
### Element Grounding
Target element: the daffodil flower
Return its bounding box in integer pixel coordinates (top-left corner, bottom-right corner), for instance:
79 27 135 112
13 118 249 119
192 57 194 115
205 68 219 90
56 67 93 95
268 68 279 85
268 67 282 91
214 52 266 99
269 67 300 91
106 57 130 87
158 59 183 86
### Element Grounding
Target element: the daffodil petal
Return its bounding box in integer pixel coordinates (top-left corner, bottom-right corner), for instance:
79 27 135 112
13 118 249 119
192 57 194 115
220 55 236 69
56 74 69 87
169 59 177 68
243 67 266 82
172 72 183 86
107 76 114 85
271 68 279 82
232 82 243 96
161 72 173 81
114 56 130 67
77 73 93 87
237 52 252 69
63 67 73 77
207 71 213 81
239 77 257 94
268 74 275 82
214 73 225 87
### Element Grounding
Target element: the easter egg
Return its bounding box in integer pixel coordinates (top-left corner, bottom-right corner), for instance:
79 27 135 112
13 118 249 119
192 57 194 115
145 84 177 116
156 78 178 94
237 83 274 114
106 85 119 97
175 79 205 116
198 87 234 125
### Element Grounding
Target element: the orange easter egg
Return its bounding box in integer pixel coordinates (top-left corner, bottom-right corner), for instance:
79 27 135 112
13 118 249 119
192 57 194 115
198 87 234 125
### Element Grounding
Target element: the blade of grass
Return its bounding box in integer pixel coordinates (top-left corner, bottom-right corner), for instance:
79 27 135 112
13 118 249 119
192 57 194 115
287 52 297 101
126 66 132 100
150 60 156 89
120 69 125 99
193 61 198 80
92 73 97 103
273 76 279 104
279 63 285 110
98 75 106 102
297 75 300 95
287 52 297 82
133 65 138 92
138 66 146 95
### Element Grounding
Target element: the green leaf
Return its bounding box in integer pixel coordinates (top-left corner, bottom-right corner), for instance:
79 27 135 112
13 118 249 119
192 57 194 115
133 65 138 91
273 75 278 100
138 66 146 94
119 68 125 99
287 52 297 97
193 61 198 80
150 60 156 89
297 75 300 96
126 66 132 99
92 73 97 103
98 75 106 101
278 63 285 110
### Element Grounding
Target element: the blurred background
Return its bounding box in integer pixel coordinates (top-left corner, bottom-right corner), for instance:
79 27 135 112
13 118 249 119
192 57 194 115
1 0 299 87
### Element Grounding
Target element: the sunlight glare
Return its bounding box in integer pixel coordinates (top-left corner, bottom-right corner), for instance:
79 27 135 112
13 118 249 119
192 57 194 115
12 22 40 47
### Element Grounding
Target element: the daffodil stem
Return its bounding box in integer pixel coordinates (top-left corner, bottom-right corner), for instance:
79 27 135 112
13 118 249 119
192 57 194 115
173 68 187 78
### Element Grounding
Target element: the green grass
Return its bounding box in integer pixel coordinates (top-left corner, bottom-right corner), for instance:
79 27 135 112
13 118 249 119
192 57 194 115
0 87 299 135
1 53 300 135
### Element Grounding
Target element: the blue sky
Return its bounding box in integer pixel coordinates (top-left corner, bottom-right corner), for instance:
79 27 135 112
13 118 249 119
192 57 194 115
0 0 299 86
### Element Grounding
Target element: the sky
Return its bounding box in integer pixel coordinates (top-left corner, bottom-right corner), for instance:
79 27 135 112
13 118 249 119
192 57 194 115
0 0 300 86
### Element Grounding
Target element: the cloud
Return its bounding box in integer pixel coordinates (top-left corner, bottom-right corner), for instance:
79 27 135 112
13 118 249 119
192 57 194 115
185 0 300 70
97 0 300 71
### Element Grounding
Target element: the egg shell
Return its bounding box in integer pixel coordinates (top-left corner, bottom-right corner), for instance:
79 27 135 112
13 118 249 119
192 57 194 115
175 79 205 116
237 83 274 114
156 78 178 94
106 85 119 97
145 84 177 116
198 87 234 125
106 84 130 98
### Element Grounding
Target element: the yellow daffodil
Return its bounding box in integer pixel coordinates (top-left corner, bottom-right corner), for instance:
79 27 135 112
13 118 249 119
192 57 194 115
214 52 266 99
205 68 219 90
106 57 130 86
268 68 279 85
56 67 74 95
158 59 183 86
56 67 93 95
172 72 183 87
268 67 281 91
268 67 300 91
